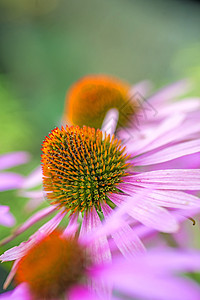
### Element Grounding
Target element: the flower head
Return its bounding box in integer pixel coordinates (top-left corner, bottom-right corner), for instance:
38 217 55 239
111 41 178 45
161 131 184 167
42 125 129 214
63 75 135 129
15 230 87 299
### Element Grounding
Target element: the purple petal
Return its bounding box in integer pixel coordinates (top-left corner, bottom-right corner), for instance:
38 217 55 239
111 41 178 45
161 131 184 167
0 205 15 227
0 152 30 171
0 173 24 191
126 169 200 190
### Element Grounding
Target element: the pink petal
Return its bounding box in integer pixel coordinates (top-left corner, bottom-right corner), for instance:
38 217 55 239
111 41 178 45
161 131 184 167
131 80 152 97
152 98 200 118
101 203 145 257
108 193 178 232
0 210 66 262
120 184 200 209
21 190 44 211
0 283 31 300
80 210 112 265
101 108 119 137
134 139 200 166
22 166 42 189
147 79 191 106
0 152 30 171
129 114 184 154
69 285 100 300
125 169 200 190
0 206 56 246
0 173 24 191
62 213 79 238
0 205 15 227
139 189 200 209
3 259 19 290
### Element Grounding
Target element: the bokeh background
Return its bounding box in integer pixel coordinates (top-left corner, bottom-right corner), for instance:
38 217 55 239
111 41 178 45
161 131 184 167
0 0 200 293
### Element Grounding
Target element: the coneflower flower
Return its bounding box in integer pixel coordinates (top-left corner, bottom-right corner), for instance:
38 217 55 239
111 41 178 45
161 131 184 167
1 122 200 259
1 226 200 300
0 151 30 227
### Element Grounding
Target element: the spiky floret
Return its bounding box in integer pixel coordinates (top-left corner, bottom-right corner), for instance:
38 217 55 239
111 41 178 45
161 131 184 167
16 231 87 299
41 125 129 214
63 75 135 129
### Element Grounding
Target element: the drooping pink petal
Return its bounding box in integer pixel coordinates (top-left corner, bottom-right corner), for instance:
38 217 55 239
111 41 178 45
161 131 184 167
108 193 178 232
0 206 57 246
101 203 145 257
80 210 112 300
0 173 24 191
96 251 200 300
134 139 200 166
147 79 191 106
0 152 30 171
0 205 15 227
101 108 119 137
132 250 200 273
151 98 200 118
120 184 200 209
0 283 31 300
131 80 152 98
69 285 100 300
62 213 79 238
125 169 200 190
3 259 19 290
80 209 111 265
21 190 44 211
0 210 66 262
135 120 200 155
108 271 200 300
128 114 184 154
21 166 42 189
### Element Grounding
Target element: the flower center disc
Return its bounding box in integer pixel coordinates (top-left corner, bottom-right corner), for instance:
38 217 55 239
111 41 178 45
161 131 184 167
41 126 129 213
16 231 86 299
63 75 135 129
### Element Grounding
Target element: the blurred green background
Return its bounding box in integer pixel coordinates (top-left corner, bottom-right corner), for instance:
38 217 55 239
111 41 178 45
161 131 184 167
0 0 200 293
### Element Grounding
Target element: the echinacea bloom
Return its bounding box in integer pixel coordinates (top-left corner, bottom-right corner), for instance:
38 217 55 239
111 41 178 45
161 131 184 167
2 120 200 255
1 225 200 300
63 74 136 129
0 151 30 227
